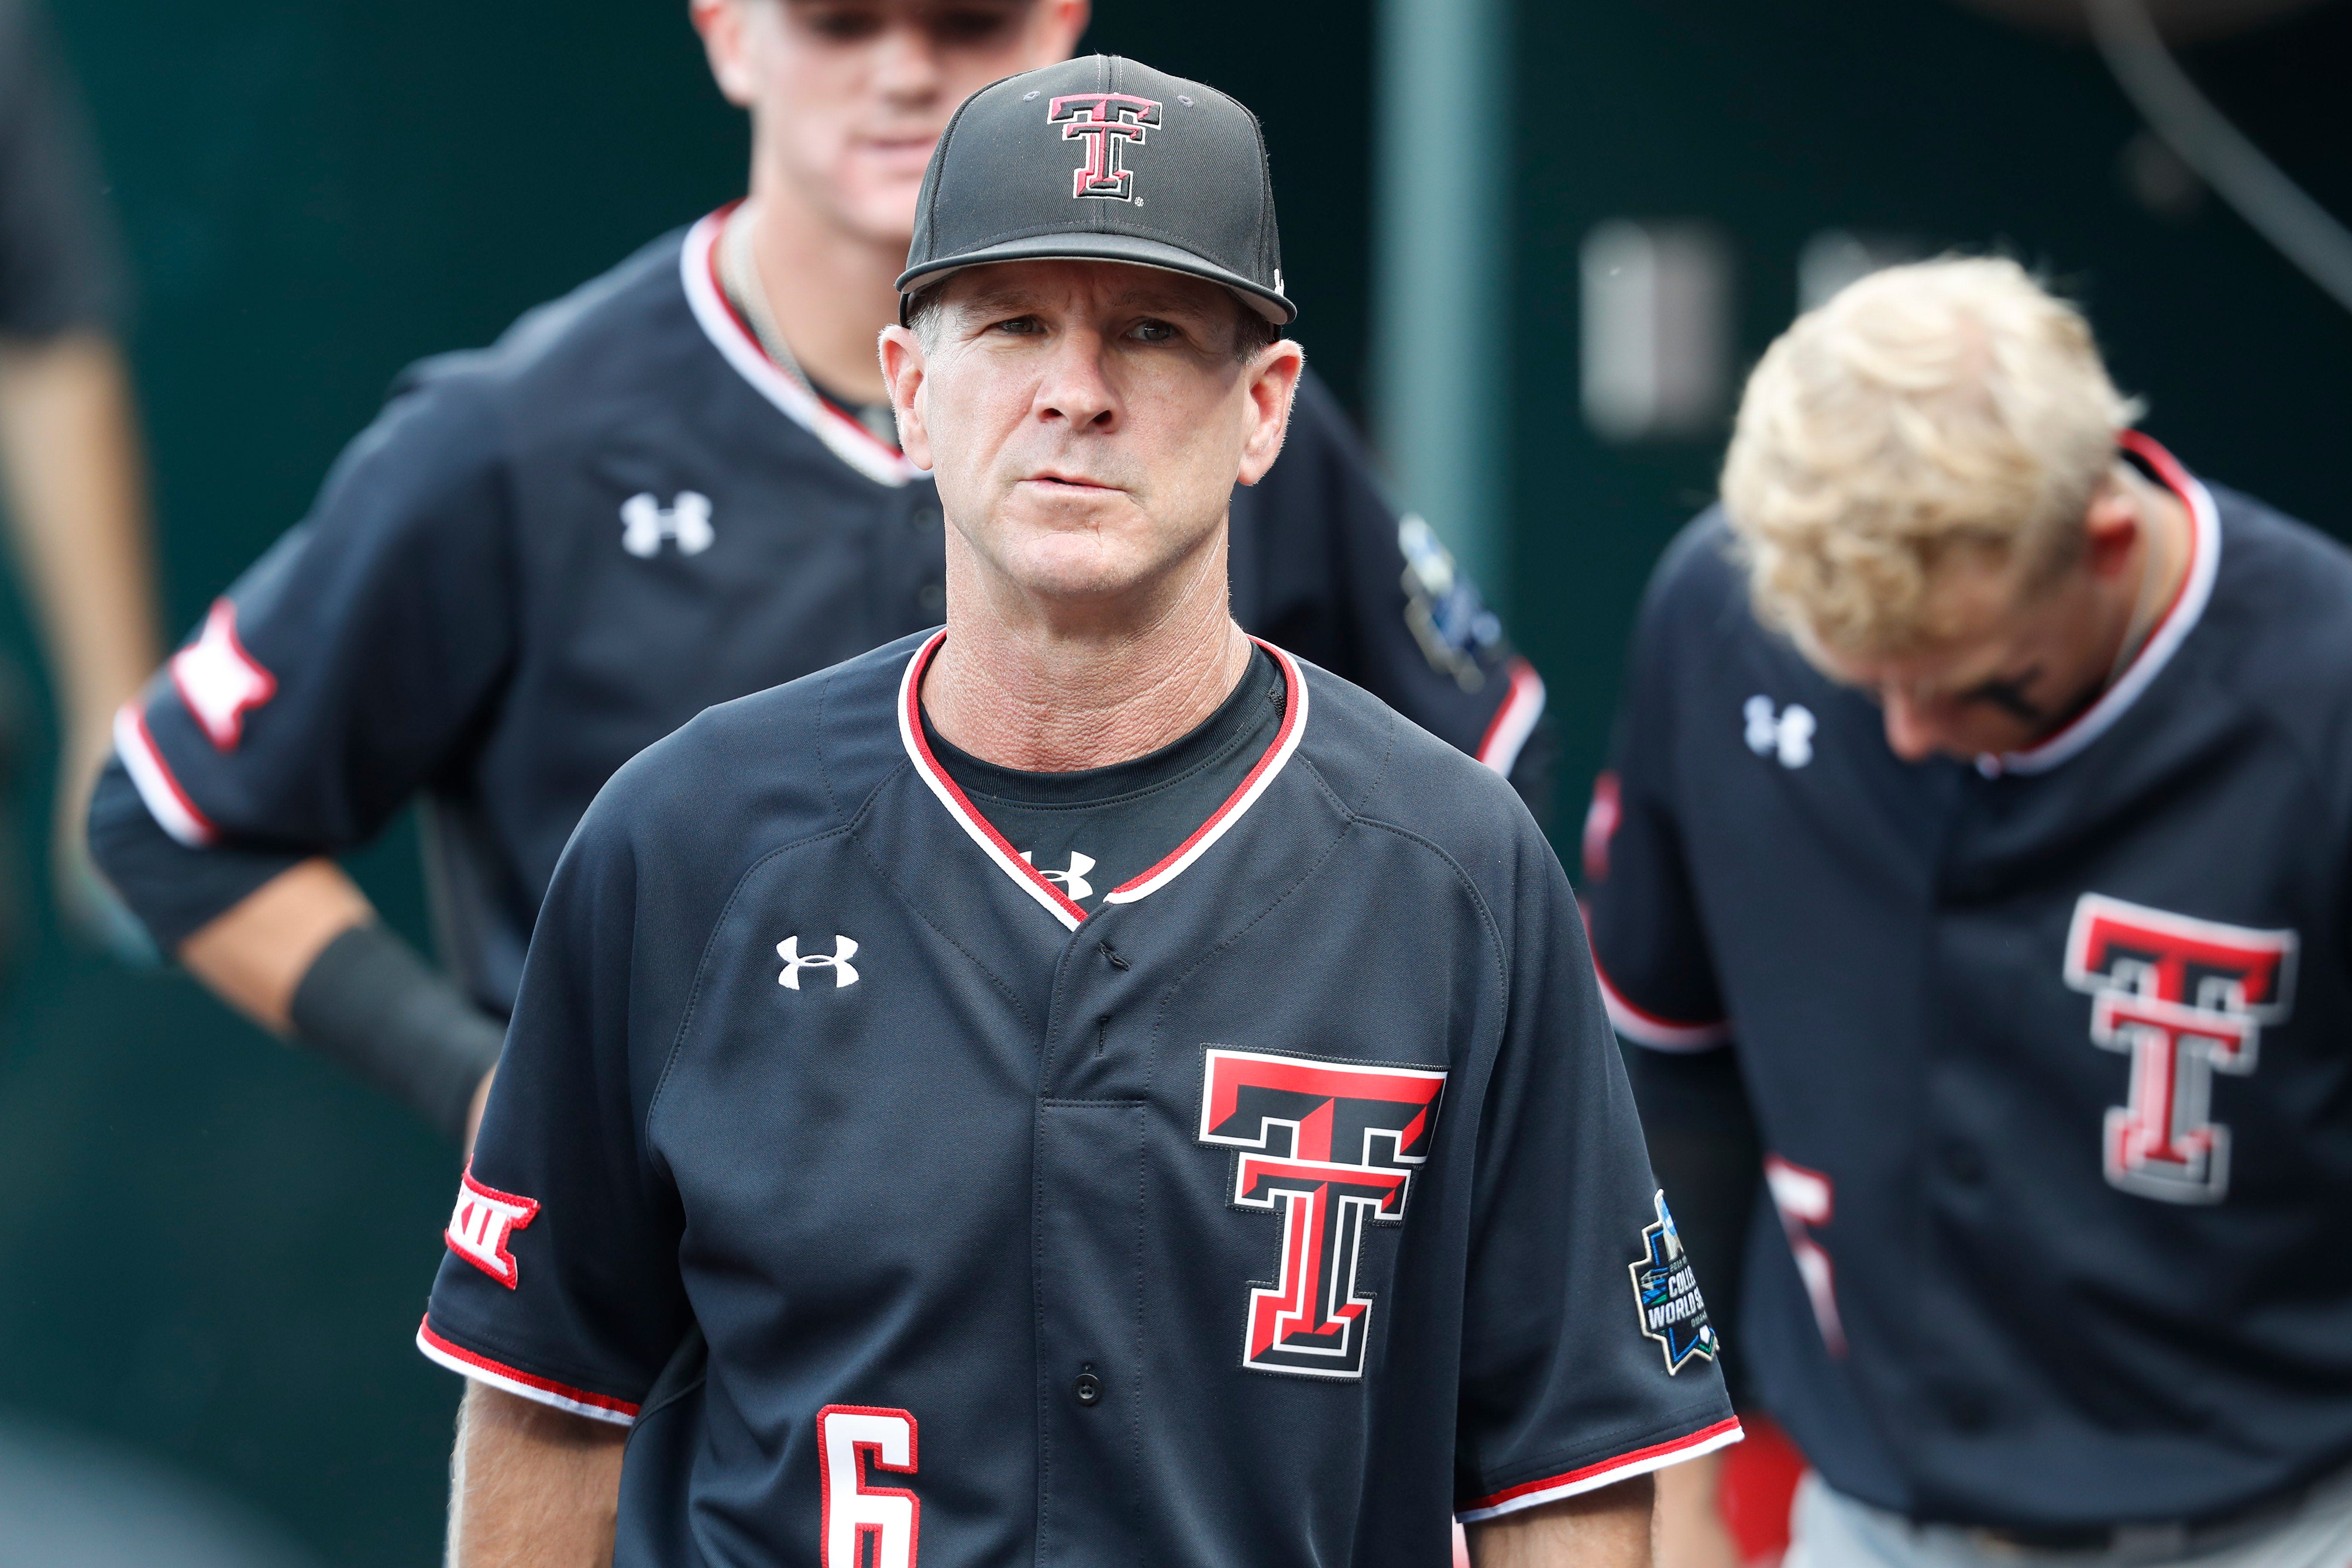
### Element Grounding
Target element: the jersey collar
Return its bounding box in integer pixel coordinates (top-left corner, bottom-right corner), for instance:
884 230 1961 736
679 205 925 490
1978 432 2219 779
895 630 1311 930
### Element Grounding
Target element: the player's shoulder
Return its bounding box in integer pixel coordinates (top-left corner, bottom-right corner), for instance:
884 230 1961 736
2196 482 2352 733
575 630 924 874
1291 655 1550 891
386 224 701 416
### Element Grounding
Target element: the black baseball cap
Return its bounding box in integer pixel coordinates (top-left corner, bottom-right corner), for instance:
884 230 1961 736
898 55 1294 325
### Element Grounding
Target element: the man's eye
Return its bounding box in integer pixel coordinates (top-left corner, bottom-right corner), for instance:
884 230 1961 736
801 7 887 42
925 7 1021 45
989 315 1044 336
1128 320 1177 343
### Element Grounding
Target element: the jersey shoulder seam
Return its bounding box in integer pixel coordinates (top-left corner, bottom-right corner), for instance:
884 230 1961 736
1347 814 1513 995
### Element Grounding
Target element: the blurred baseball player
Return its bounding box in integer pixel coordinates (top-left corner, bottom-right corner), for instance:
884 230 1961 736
424 58 1734 1566
0 0 163 957
1588 257 2352 1567
86 0 1546 1148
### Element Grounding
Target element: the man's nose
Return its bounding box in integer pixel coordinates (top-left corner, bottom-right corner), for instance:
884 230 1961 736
1879 692 1942 763
1035 334 1119 432
873 21 947 103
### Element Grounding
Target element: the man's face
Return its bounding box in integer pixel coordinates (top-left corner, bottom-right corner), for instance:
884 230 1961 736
1805 554 2113 764
881 260 1302 616
696 0 1089 245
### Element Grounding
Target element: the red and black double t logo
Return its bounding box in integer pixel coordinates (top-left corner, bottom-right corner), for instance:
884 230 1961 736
1197 1047 1448 1379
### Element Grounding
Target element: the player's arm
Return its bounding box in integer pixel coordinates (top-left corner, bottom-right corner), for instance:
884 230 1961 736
0 9 162 944
1467 1476 1654 1568
449 1383 625 1567
1238 372 1552 815
86 373 518 1143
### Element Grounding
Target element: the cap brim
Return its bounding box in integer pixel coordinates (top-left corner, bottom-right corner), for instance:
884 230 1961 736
897 232 1294 325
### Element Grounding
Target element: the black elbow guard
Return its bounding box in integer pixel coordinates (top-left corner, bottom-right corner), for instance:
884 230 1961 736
288 923 504 1143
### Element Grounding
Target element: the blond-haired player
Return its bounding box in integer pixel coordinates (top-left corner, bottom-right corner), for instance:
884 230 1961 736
1587 256 2352 1568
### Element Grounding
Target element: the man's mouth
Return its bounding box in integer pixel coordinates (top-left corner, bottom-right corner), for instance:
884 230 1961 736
1021 472 1119 494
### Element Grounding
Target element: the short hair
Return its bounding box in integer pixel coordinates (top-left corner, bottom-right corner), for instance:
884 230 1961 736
1719 257 2145 658
903 274 1279 362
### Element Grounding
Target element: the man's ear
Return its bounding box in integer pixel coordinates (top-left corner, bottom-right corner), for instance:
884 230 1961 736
1031 0 1093 61
879 325 934 472
1235 340 1306 488
2082 470 2141 580
690 0 758 108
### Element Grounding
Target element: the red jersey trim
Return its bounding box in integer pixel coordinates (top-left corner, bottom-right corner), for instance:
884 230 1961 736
679 206 922 490
896 632 1309 927
1456 1417 1744 1522
414 1318 639 1427
1475 657 1546 778
113 701 218 848
1981 432 2217 778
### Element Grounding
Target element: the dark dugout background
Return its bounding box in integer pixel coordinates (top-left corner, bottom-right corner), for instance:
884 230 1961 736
0 0 2343 1560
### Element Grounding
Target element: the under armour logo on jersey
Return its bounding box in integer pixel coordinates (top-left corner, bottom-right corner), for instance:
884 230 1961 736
1197 1047 1447 1379
1048 93 1162 200
1744 695 1815 768
171 598 277 750
444 1168 539 1289
2063 894 2298 1204
778 934 861 989
620 491 714 558
1019 850 1096 901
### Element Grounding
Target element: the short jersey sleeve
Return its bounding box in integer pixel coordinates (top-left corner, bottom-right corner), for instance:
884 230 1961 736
0 3 128 337
1235 374 1549 795
418 766 694 1422
108 368 516 927
1452 830 1740 1519
1581 523 1733 1051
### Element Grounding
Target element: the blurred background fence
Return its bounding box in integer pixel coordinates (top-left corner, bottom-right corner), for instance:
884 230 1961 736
2 0 2345 1560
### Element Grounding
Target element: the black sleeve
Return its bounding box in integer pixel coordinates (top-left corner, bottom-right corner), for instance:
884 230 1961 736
1453 822 1739 1520
419 758 695 1424
1234 372 1551 814
86 755 299 950
0 3 128 337
104 370 515 939
1580 531 1733 1046
1623 1042 1762 1406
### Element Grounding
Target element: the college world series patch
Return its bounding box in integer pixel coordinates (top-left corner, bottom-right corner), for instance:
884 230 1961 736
1629 1189 1718 1374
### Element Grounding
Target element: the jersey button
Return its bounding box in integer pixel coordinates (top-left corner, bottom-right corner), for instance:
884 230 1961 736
1073 1372 1103 1407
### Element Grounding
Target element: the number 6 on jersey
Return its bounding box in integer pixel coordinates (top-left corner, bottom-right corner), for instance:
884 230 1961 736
818 1406 919 1568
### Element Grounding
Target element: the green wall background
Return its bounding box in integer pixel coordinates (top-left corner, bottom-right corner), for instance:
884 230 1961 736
1 0 2343 1561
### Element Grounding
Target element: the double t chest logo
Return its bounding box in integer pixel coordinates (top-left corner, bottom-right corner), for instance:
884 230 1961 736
2063 894 2298 1204
1198 1047 1447 1379
1048 93 1162 201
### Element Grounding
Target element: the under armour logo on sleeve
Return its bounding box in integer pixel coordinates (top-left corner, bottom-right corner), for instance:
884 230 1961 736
779 935 861 989
621 491 715 557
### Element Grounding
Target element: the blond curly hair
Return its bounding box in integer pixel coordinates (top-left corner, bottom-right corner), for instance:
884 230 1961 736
1720 257 2143 658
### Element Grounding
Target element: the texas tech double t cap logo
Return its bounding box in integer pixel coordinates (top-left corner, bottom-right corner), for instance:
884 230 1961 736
1198 1047 1447 1379
2064 893 2298 1204
1049 93 1161 201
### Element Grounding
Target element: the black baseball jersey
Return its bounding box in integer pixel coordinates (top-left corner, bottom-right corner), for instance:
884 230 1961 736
92 209 1546 1014
420 631 1736 1565
1585 435 2352 1530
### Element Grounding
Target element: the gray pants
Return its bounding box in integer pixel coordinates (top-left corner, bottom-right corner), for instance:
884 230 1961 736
1785 1469 2352 1568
